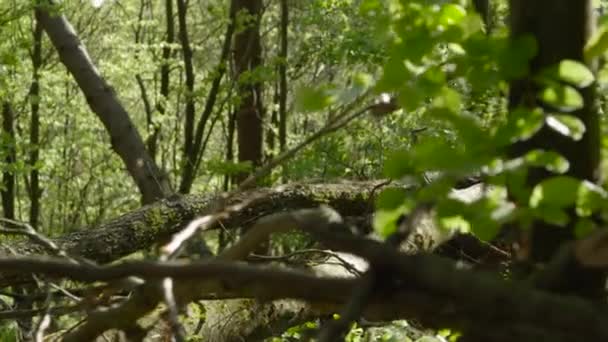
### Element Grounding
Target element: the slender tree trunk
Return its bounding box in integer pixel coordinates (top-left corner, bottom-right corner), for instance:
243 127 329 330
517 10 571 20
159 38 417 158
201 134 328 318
267 79 278 160
278 0 289 153
35 4 171 204
223 109 237 192
148 0 175 160
219 108 237 250
175 0 197 195
179 2 236 194
508 0 601 296
1 103 15 221
233 0 264 186
20 24 43 334
28 19 43 230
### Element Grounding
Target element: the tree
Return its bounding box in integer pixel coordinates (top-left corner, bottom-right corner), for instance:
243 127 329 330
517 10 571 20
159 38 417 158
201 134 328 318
28 18 43 229
233 0 264 185
3 1 608 341
1 102 16 221
36 3 172 204
507 0 604 297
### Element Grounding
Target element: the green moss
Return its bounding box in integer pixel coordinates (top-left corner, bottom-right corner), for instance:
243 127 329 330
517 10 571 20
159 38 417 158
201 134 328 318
145 206 168 229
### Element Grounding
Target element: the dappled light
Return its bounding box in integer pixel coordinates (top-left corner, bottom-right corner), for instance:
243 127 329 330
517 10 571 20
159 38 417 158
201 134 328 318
1 0 608 341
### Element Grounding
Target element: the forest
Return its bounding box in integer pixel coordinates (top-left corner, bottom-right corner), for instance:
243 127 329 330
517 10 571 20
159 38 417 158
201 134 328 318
1 0 608 341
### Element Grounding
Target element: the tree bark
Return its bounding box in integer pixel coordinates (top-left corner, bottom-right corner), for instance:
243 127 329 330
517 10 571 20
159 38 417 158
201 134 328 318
175 0 198 194
35 4 172 204
278 0 289 153
0 181 389 287
179 2 237 194
145 0 175 160
3 211 607 342
28 19 43 230
1 102 16 221
233 0 265 185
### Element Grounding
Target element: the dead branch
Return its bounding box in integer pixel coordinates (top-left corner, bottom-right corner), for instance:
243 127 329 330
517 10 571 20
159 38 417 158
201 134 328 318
0 206 604 341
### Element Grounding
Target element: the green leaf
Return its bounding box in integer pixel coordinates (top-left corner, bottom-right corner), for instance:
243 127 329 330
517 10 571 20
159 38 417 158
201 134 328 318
499 35 537 79
418 177 456 202
377 58 410 90
295 86 334 112
470 216 501 242
435 198 471 233
383 150 413 178
524 150 569 174
397 83 427 112
409 140 478 172
598 64 608 85
359 0 381 13
529 176 607 217
575 181 607 216
400 34 435 62
432 87 461 113
352 72 373 87
539 84 584 111
437 196 505 241
542 60 594 87
533 206 570 226
376 187 409 210
585 19 608 61
545 114 585 140
529 176 580 208
373 206 410 237
439 4 467 26
494 107 544 145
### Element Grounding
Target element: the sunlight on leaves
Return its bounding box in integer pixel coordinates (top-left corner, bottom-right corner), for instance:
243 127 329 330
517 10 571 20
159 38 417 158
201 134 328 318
539 84 584 111
541 60 594 88
546 114 585 140
295 86 335 112
494 107 544 145
585 15 608 61
530 176 607 218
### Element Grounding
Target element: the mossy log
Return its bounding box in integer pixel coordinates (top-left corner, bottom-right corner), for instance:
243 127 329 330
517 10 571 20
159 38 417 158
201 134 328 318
0 181 388 287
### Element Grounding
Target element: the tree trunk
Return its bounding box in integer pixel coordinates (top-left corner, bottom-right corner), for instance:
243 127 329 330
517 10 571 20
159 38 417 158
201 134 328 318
179 2 236 194
278 0 289 153
35 4 172 204
148 0 175 160
233 0 265 186
28 19 43 230
1 102 15 221
508 0 602 296
175 0 198 195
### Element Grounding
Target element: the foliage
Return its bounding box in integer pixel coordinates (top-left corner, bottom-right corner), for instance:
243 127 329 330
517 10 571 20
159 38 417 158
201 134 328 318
1 0 608 340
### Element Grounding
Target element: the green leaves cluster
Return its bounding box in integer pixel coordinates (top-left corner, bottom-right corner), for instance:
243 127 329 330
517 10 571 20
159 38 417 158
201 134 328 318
368 1 607 242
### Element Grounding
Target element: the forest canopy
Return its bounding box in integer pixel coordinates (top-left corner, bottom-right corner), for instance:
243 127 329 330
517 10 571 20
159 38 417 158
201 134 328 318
2 0 608 341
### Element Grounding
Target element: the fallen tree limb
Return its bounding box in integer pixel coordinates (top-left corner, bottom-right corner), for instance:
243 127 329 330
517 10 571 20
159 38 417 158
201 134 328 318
5 206 601 341
0 243 605 341
0 181 384 287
